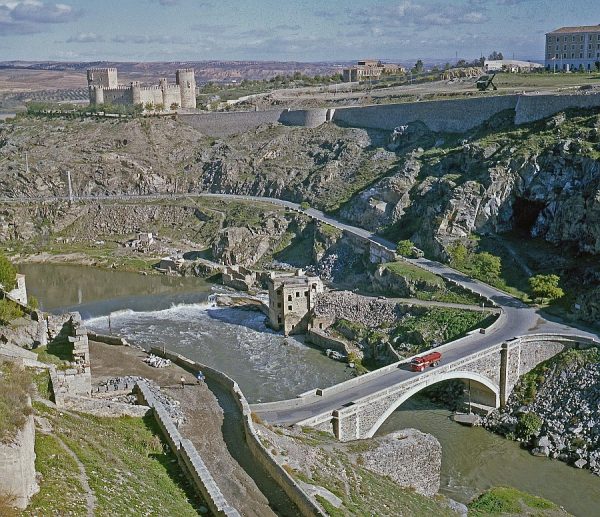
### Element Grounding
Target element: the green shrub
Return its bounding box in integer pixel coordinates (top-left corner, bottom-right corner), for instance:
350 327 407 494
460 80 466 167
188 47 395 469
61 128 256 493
516 412 542 441
0 363 33 443
0 252 16 291
0 298 23 324
528 274 564 302
396 239 414 257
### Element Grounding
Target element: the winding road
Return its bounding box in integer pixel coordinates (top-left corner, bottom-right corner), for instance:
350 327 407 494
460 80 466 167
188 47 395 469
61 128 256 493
3 192 600 424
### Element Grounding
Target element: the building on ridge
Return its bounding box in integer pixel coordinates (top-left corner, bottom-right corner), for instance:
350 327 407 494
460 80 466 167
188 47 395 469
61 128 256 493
87 67 196 109
342 60 404 82
484 59 543 73
545 25 600 72
267 270 324 336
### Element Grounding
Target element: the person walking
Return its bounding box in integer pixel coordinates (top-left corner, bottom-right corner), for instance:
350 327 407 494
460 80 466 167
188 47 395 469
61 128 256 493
180 376 186 389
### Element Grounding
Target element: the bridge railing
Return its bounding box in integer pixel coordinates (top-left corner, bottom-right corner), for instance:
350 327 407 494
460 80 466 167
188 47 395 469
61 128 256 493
251 310 506 413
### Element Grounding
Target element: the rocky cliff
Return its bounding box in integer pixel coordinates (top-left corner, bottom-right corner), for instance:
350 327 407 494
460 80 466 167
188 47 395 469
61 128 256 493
485 347 600 476
2 109 600 319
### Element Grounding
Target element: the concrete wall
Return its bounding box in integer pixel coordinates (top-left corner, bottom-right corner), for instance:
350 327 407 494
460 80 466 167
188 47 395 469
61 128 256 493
0 410 38 509
181 91 600 138
306 329 349 354
515 92 600 124
332 95 519 133
179 110 284 136
149 346 326 517
136 380 240 516
279 108 328 128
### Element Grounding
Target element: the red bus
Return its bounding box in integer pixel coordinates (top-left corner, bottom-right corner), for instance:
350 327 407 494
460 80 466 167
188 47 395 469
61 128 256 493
409 351 442 372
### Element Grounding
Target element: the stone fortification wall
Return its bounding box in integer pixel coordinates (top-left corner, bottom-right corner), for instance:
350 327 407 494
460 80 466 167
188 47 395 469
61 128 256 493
332 95 519 133
279 108 328 128
136 380 240 516
179 110 284 136
515 92 600 124
177 91 600 138
306 328 350 354
149 346 325 517
0 407 38 509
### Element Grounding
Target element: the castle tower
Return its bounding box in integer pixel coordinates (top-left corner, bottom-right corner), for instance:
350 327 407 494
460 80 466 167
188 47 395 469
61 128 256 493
87 68 117 105
86 68 117 89
131 81 142 106
176 68 196 109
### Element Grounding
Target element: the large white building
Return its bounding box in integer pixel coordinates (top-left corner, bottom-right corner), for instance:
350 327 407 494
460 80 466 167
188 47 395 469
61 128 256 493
545 25 600 71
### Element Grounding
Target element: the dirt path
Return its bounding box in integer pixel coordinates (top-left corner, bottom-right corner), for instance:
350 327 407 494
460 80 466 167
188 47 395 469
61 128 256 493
89 340 275 516
54 435 96 517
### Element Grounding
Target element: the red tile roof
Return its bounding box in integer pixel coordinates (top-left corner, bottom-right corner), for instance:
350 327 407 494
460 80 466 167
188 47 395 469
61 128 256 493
548 25 600 34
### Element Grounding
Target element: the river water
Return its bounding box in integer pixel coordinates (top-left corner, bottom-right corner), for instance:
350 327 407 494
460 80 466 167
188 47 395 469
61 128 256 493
20 264 600 516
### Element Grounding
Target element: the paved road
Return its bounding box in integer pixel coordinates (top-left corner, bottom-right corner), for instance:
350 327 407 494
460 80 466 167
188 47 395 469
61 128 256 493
3 192 599 424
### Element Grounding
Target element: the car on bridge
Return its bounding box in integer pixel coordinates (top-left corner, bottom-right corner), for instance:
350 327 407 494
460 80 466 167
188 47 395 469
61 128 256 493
409 351 442 372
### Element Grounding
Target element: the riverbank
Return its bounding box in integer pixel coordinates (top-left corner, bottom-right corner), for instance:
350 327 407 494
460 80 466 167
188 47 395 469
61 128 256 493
89 339 285 516
17 263 600 515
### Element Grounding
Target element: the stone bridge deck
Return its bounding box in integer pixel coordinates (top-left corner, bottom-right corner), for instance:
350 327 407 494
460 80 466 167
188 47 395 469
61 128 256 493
252 333 600 441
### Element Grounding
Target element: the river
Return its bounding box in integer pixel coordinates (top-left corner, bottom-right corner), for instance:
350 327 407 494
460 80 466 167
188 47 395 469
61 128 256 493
20 263 600 516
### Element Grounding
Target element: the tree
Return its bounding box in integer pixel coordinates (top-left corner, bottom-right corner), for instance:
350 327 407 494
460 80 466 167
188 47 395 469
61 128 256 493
396 240 415 257
144 102 154 112
472 252 501 278
529 274 564 302
0 252 16 292
488 51 504 61
154 103 165 112
170 102 179 111
595 61 600 72
447 242 469 266
413 59 424 74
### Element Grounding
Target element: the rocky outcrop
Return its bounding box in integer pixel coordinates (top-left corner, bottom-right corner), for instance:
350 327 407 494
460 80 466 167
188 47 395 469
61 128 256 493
485 349 600 475
359 429 442 496
576 285 600 323
314 291 412 328
211 212 289 266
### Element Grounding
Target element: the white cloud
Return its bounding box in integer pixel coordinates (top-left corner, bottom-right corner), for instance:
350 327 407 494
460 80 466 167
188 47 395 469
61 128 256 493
67 31 103 43
0 0 81 35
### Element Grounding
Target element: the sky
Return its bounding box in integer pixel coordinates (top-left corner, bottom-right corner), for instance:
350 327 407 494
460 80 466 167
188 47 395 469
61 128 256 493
0 0 598 63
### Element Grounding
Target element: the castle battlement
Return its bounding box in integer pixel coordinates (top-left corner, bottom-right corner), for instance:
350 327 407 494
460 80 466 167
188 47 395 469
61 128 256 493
87 67 196 109
92 85 131 91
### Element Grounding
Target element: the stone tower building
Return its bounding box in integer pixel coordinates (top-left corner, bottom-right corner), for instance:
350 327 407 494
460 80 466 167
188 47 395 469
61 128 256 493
87 67 196 109
176 68 196 108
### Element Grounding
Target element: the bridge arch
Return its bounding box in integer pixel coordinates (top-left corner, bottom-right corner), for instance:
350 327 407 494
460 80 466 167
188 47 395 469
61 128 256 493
364 370 500 439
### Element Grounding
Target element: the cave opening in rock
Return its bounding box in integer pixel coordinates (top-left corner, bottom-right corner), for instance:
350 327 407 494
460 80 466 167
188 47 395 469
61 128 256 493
512 197 546 233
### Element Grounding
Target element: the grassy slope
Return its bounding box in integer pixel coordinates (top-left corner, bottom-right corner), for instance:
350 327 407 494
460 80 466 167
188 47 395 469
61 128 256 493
468 486 569 516
23 402 201 516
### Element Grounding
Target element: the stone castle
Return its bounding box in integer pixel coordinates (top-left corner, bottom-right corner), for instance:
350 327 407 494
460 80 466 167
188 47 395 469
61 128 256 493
87 67 196 109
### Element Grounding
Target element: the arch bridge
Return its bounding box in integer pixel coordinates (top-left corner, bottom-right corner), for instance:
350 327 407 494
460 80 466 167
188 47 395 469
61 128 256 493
251 334 599 441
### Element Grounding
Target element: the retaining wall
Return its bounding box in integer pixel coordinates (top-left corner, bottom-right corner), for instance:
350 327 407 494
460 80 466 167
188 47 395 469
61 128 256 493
180 91 600 138
149 346 325 517
0 406 38 509
87 331 129 346
279 108 328 128
179 110 283 136
332 95 519 133
136 380 240 516
515 92 600 124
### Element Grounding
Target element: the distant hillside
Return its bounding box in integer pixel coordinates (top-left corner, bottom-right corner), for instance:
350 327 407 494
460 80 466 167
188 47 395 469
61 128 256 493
0 60 346 84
